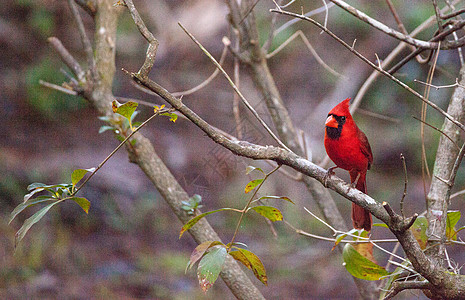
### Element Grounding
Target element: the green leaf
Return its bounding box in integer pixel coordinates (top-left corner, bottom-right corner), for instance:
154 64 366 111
332 228 359 251
342 243 390 281
446 211 461 240
410 216 428 249
245 166 265 175
161 112 178 122
99 125 114 134
27 182 48 191
15 200 63 247
229 248 267 285
27 183 71 192
9 196 56 224
197 246 227 293
372 223 389 228
244 179 263 193
112 100 138 130
71 168 95 189
71 197 91 214
112 100 138 120
249 206 283 222
23 188 45 203
179 208 238 238
186 241 224 272
256 195 295 205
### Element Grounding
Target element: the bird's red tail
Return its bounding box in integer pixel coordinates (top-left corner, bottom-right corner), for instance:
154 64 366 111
350 172 372 231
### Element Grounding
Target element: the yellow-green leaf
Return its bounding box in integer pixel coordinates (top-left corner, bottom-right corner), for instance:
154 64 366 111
230 248 267 285
244 179 263 193
446 211 461 240
71 197 91 214
249 206 283 222
71 168 95 189
180 208 237 238
410 216 428 249
257 195 295 204
113 100 138 120
342 243 389 281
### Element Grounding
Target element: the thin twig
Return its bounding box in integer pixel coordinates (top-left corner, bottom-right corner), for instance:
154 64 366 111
232 33 243 139
414 78 465 90
328 0 465 49
420 42 441 191
412 116 460 150
400 154 408 218
447 142 465 195
266 30 342 77
371 241 407 262
284 220 398 243
39 80 78 95
385 0 428 64
73 109 165 196
383 242 401 272
123 0 158 77
450 189 465 200
351 8 446 111
67 0 94 71
229 165 281 249
273 3 335 36
47 37 85 80
389 19 465 73
178 22 293 152
171 45 228 97
441 7 465 20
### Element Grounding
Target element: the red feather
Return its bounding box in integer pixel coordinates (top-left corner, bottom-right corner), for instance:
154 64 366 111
324 98 373 231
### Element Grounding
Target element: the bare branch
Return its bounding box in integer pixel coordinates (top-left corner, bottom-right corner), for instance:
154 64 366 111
400 154 408 218
270 9 465 133
384 280 432 299
39 80 78 95
328 0 465 50
171 45 227 97
47 37 85 81
67 0 94 69
178 22 292 152
266 30 342 77
122 0 158 77
412 116 460 150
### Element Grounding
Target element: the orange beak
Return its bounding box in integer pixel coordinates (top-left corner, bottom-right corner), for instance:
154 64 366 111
325 115 338 128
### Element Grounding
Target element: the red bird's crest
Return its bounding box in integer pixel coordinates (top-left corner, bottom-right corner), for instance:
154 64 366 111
328 98 351 116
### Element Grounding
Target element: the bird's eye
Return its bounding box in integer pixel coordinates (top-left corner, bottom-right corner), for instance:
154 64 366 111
340 116 346 121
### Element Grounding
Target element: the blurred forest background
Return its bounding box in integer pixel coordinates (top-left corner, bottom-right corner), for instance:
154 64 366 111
1 0 464 299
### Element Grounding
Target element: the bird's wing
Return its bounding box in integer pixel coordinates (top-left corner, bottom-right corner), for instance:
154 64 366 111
358 130 373 169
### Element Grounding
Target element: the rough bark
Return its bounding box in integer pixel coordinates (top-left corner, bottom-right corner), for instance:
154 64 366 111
426 65 465 262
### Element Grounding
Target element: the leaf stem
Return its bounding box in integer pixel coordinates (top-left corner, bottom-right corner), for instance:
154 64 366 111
228 165 281 251
72 108 166 196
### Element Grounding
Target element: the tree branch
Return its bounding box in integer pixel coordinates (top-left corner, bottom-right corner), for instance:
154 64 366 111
270 9 465 134
328 0 465 50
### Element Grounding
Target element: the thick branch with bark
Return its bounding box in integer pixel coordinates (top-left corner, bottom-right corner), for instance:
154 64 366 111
426 64 465 261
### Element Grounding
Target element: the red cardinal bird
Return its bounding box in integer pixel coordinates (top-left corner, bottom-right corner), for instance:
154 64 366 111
324 98 373 231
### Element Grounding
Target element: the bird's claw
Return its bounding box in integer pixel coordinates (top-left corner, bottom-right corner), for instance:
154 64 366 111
323 166 337 188
347 182 356 193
